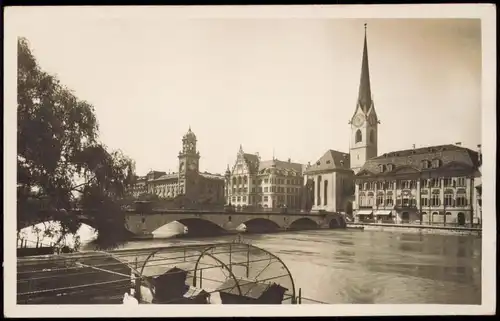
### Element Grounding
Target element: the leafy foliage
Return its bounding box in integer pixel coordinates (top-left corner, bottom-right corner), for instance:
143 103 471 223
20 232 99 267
17 37 136 250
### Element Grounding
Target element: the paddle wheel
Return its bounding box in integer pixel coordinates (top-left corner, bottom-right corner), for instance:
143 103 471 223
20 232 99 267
17 237 299 305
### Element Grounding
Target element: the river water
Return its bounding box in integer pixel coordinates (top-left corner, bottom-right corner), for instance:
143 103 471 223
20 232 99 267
92 229 481 305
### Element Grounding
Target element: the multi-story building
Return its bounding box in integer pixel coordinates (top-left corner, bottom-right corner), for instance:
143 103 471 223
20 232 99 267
225 145 305 210
348 25 482 226
130 128 225 206
304 150 355 213
353 143 482 225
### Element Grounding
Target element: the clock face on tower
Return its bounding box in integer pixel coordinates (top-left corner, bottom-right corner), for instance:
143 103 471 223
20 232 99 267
353 114 365 127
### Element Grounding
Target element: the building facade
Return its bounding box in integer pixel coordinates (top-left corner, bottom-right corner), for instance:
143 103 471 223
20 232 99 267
225 145 305 210
304 150 355 213
353 144 482 226
347 26 482 226
130 128 225 207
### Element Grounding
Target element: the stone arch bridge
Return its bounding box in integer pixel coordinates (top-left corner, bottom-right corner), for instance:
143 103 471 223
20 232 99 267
124 210 346 236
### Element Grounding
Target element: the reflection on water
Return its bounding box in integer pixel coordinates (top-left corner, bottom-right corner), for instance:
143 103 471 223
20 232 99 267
88 229 481 304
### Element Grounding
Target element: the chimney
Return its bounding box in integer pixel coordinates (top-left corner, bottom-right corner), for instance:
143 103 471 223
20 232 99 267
412 144 416 149
288 158 291 163
455 142 462 146
477 144 482 165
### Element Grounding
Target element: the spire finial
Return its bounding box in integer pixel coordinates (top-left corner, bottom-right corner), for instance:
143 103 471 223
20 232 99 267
364 23 367 30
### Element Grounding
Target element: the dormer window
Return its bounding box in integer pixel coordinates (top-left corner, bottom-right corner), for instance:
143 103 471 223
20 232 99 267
316 161 321 166
422 160 430 169
386 164 394 171
432 159 441 168
379 164 386 172
326 160 331 164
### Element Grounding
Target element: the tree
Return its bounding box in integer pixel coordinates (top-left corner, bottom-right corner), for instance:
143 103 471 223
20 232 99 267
17 37 136 250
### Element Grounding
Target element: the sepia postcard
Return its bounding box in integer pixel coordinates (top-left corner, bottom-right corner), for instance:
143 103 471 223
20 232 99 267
3 4 496 317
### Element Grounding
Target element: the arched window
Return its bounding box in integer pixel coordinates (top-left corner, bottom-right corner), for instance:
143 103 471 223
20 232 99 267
243 176 248 184
324 180 328 205
317 176 322 206
369 130 375 143
238 176 242 185
355 130 362 143
232 177 237 185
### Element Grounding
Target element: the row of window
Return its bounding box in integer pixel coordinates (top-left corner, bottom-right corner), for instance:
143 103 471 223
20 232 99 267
377 159 443 172
359 177 468 191
360 195 469 207
230 176 302 186
230 186 302 194
231 195 300 205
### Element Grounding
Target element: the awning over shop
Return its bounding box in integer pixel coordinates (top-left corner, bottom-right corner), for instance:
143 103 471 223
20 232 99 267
374 210 392 216
356 210 373 215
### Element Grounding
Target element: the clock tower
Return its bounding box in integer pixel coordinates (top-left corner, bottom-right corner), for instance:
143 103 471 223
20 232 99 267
349 24 379 174
178 126 200 177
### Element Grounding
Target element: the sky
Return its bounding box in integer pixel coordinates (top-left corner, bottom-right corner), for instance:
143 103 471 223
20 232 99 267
14 12 482 176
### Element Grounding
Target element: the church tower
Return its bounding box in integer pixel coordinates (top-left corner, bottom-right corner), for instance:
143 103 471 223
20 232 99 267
350 24 379 174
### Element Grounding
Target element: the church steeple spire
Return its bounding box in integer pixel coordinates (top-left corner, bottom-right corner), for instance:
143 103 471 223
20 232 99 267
357 23 373 114
349 24 379 174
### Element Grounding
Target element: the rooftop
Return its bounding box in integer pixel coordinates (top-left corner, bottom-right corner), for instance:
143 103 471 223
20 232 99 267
357 144 481 176
305 149 351 174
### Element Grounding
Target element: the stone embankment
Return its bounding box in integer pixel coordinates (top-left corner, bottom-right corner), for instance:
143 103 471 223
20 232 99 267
347 222 482 236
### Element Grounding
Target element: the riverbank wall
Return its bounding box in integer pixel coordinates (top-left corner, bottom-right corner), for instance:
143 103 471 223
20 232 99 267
347 222 482 236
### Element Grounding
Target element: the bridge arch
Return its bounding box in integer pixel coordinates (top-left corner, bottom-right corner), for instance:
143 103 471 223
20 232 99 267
288 217 319 230
242 218 281 233
157 218 226 237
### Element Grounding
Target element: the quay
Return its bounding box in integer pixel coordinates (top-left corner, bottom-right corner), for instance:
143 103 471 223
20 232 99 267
347 222 482 236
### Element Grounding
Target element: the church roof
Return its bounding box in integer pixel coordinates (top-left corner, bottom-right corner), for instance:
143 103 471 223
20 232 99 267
357 144 481 176
305 150 351 174
357 24 373 114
